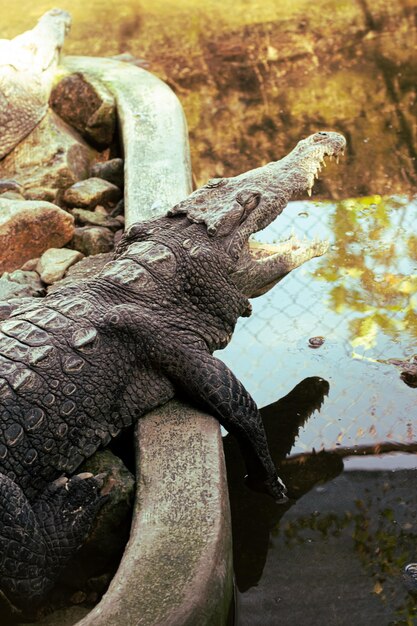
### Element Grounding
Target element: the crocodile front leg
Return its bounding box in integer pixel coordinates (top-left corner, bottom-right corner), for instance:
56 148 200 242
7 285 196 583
153 338 288 503
0 471 105 609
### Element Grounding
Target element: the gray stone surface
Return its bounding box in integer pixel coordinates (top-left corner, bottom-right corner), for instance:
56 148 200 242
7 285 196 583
76 402 233 626
37 247 84 284
72 226 114 256
63 57 192 222
63 178 122 209
62 56 232 626
0 110 97 195
0 270 44 299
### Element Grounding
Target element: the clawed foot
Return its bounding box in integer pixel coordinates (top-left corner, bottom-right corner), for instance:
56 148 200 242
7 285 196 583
0 471 106 609
34 472 107 551
244 473 289 504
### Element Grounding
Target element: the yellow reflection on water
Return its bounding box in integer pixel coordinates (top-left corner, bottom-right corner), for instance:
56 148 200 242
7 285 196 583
317 195 417 350
1 0 416 195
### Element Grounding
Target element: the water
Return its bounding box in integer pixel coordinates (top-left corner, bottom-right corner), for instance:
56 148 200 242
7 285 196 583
221 196 417 453
220 196 417 624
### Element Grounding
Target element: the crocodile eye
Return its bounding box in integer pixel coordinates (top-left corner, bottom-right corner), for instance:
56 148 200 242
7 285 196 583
206 178 225 189
236 191 261 211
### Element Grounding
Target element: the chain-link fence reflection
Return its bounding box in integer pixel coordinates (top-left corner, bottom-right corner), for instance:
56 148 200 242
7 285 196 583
219 196 417 454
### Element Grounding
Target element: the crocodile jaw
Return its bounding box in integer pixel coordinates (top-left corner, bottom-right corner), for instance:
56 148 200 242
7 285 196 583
230 132 346 297
168 131 345 298
245 236 330 297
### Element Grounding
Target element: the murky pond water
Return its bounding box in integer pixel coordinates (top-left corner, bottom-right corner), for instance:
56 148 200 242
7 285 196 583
222 195 417 451
2 1 417 623
220 196 417 624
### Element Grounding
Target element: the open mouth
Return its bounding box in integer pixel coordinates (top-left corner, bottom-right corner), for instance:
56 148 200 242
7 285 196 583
244 137 346 297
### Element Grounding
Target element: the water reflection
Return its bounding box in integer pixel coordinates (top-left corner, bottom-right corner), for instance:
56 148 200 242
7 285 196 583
221 195 417 453
223 376 343 591
2 1 416 197
317 195 417 351
224 378 417 624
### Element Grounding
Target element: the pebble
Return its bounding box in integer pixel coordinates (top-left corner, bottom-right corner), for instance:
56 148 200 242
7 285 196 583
308 336 325 348
72 226 115 256
37 248 84 284
63 177 122 209
90 158 124 188
70 207 122 231
0 198 74 273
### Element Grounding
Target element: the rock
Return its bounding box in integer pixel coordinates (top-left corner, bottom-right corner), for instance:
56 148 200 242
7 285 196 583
50 72 116 148
114 229 124 246
23 187 57 203
0 110 97 196
94 205 108 215
0 198 74 273
37 248 84 284
0 271 45 299
110 198 124 217
90 158 124 188
20 258 40 271
70 208 122 231
58 449 135 592
47 252 113 294
63 178 122 209
308 336 325 348
72 226 114 256
0 191 24 201
0 180 22 194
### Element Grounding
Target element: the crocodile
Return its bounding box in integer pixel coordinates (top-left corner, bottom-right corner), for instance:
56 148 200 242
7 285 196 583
0 9 71 159
0 130 345 609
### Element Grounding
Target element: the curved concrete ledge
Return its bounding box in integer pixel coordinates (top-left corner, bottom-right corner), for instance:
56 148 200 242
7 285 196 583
63 56 192 219
62 57 233 625
78 402 232 626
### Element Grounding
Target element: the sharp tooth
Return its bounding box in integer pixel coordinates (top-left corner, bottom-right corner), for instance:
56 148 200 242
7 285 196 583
322 158 327 167
307 187 312 197
341 150 345 156
336 155 340 164
329 155 334 161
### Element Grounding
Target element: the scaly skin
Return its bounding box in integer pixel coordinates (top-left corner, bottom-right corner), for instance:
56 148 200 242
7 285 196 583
0 131 345 609
0 9 71 159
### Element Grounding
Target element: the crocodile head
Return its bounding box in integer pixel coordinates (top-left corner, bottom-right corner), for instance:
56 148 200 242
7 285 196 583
168 131 346 298
0 9 71 160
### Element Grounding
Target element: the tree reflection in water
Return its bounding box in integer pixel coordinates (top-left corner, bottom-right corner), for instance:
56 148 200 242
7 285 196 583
317 195 417 353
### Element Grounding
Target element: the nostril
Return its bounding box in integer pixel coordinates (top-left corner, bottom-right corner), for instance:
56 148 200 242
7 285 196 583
313 131 329 143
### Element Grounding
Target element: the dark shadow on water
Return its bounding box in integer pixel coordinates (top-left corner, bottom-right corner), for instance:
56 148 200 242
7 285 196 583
223 376 344 592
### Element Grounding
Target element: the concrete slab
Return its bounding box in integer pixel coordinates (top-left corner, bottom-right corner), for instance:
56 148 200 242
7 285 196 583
61 56 233 626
